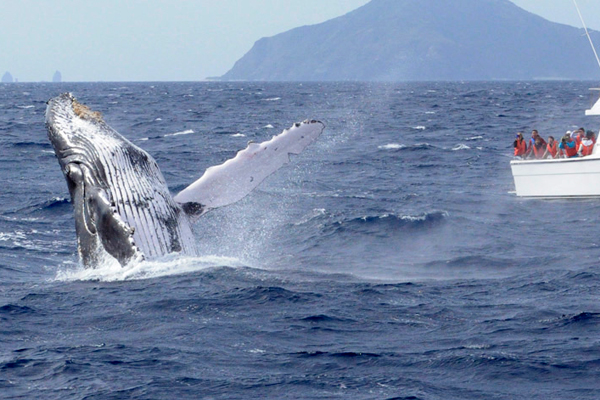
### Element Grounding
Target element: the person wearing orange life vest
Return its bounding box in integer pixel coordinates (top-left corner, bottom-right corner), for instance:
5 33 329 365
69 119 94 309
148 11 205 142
578 130 595 157
576 127 585 144
513 132 527 157
526 130 546 158
559 133 578 158
530 136 546 159
543 136 558 158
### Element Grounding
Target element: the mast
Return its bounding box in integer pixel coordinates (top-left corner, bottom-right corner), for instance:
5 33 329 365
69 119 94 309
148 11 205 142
574 0 600 115
573 0 600 70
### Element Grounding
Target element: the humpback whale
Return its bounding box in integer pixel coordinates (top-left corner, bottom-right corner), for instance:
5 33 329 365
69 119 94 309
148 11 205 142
45 93 324 268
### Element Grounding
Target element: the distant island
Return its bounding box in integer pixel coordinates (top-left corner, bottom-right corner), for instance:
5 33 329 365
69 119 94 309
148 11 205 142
1 71 63 83
220 0 600 81
2 72 14 83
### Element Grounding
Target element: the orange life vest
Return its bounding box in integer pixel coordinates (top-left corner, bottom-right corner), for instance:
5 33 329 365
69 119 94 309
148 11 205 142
532 142 545 159
514 139 527 156
581 140 594 156
564 142 578 157
546 141 557 158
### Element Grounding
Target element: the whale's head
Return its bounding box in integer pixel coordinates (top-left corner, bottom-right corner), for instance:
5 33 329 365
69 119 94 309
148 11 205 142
45 93 116 176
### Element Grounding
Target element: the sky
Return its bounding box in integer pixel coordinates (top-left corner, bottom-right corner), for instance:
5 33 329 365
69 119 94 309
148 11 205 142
2 0 600 82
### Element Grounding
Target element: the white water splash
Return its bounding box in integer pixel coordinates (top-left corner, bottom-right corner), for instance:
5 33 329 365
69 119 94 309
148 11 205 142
164 129 194 137
452 144 471 151
54 254 246 282
378 143 406 150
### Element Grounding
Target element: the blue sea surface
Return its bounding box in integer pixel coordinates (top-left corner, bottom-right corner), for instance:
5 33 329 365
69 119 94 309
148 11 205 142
2 81 600 399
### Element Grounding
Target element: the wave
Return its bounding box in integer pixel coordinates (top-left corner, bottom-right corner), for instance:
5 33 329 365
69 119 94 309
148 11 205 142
294 350 381 359
10 197 71 217
423 255 514 270
0 304 35 315
53 254 246 282
452 144 471 151
40 197 70 210
378 142 478 152
378 143 406 150
378 143 435 151
226 286 322 305
11 141 47 148
300 314 357 323
557 312 600 326
164 129 194 137
322 211 449 236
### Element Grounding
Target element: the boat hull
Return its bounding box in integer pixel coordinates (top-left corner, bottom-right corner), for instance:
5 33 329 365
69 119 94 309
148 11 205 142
511 156 600 197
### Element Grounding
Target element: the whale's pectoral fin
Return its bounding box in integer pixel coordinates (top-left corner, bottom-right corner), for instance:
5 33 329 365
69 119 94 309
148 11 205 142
85 187 142 266
174 120 325 218
66 164 101 268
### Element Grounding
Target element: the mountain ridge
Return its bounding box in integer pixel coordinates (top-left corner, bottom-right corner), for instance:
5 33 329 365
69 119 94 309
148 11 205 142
220 0 600 81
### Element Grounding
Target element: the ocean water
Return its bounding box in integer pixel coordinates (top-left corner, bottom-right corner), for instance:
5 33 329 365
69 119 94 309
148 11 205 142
2 81 600 399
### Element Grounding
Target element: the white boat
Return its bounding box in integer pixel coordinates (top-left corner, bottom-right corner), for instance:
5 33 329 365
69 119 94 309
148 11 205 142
511 1 600 198
511 149 600 198
511 94 600 198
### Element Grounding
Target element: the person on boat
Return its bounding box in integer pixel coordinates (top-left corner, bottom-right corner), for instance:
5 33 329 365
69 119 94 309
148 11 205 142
513 132 527 157
559 133 578 158
526 130 546 158
578 130 595 157
575 128 585 147
543 136 558 158
529 136 547 159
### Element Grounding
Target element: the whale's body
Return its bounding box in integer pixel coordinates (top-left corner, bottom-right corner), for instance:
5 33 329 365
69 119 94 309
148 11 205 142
45 93 324 268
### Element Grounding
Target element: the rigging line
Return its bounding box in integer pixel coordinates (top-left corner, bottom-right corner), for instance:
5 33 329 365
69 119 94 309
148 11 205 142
573 0 600 71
